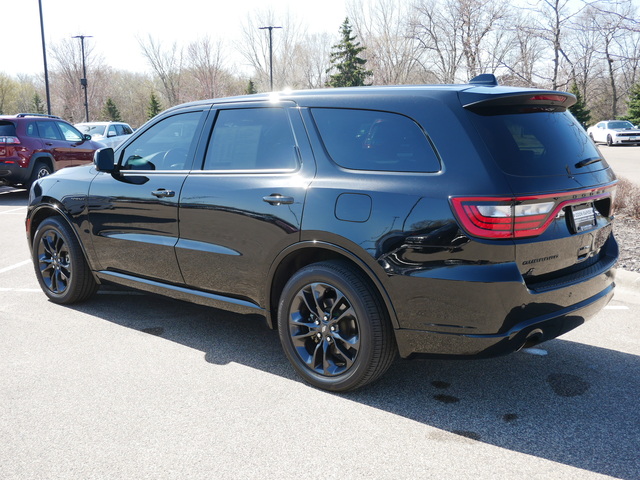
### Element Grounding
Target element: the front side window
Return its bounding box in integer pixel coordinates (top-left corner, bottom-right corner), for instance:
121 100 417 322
36 121 62 140
203 108 298 171
57 122 83 142
120 111 204 171
311 108 441 173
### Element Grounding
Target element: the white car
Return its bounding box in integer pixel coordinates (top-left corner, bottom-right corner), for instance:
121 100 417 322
74 122 134 149
587 120 640 146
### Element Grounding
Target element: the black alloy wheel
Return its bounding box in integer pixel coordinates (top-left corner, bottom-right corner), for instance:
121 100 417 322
278 260 396 392
32 217 98 304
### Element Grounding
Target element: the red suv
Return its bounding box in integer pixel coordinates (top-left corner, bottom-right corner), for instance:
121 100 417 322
0 113 104 189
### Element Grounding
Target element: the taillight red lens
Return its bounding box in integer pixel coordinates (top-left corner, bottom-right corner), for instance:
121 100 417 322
451 186 616 240
0 136 20 145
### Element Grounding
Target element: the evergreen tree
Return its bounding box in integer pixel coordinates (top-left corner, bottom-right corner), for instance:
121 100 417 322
568 83 591 128
326 18 372 88
147 92 162 120
246 79 257 95
102 98 122 121
624 82 640 126
31 93 45 114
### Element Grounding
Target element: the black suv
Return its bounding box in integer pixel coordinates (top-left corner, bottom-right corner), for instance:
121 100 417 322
0 113 103 189
26 76 618 391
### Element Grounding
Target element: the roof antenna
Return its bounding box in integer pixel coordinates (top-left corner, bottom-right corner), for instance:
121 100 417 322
469 74 498 86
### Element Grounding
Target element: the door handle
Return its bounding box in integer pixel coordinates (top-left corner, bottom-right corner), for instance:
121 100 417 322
263 194 294 205
151 189 175 198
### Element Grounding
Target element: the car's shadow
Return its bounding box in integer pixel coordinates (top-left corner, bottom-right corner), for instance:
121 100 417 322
68 286 639 480
0 187 28 206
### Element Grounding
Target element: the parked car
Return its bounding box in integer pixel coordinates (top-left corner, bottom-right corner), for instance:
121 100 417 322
0 113 104 189
587 120 640 146
75 121 134 149
26 75 618 392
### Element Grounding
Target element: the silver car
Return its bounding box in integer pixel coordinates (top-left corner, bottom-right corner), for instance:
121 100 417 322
75 121 134 149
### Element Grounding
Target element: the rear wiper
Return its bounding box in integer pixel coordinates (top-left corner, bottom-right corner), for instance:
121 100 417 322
575 157 603 168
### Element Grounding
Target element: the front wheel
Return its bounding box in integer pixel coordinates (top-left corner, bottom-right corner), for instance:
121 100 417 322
606 135 614 146
277 260 396 392
32 217 98 304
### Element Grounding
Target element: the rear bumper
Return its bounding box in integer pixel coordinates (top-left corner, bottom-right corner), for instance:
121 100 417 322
0 163 29 185
394 281 614 358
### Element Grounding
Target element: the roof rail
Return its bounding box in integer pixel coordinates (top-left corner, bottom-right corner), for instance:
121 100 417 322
16 113 62 119
468 74 499 86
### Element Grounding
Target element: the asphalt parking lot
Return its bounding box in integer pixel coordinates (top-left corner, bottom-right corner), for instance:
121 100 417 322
1 147 639 479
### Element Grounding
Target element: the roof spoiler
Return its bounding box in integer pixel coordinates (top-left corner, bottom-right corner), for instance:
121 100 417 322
469 74 498 86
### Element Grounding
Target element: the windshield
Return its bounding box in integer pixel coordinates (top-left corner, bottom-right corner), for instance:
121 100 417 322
77 124 106 136
468 110 606 176
606 121 634 129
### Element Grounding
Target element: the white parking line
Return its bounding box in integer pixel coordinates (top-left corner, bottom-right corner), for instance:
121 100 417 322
604 305 630 310
0 288 40 292
0 260 31 274
0 207 27 214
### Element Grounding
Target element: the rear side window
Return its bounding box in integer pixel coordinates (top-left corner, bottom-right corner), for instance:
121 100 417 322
311 108 441 173
0 121 16 136
203 108 298 171
468 110 605 176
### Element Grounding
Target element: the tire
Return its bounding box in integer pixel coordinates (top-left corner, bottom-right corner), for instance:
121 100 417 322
27 162 52 190
277 260 397 392
32 217 98 304
606 135 614 146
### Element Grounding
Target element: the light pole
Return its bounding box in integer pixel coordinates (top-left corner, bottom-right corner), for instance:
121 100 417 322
38 0 51 115
259 26 282 91
72 35 92 122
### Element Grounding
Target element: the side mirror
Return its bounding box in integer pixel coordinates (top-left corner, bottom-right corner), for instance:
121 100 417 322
94 147 116 173
83 134 92 141
107 131 116 138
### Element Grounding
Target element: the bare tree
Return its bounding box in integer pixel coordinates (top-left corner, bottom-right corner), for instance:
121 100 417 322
237 8 305 91
348 0 424 84
49 38 109 122
185 36 228 99
411 0 513 83
138 35 184 107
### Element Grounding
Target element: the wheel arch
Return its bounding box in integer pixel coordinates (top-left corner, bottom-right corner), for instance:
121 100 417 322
27 202 99 283
28 154 55 174
267 241 399 331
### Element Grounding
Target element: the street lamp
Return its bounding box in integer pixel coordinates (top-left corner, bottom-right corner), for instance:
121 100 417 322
259 26 282 91
72 35 92 122
38 0 51 115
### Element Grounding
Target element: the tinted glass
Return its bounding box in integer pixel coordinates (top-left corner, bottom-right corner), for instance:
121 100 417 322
203 108 298 171
120 111 204 171
468 110 605 176
0 121 16 136
57 122 83 142
36 121 62 140
311 108 440 173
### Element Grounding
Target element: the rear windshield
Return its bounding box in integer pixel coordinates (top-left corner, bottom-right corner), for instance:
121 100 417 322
467 110 606 176
0 121 16 136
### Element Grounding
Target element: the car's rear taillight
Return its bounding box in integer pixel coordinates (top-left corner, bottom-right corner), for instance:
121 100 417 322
0 136 20 145
451 186 616 239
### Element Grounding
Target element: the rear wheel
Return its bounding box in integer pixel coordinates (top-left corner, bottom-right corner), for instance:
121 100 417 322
32 217 98 304
277 260 396 392
27 162 52 190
